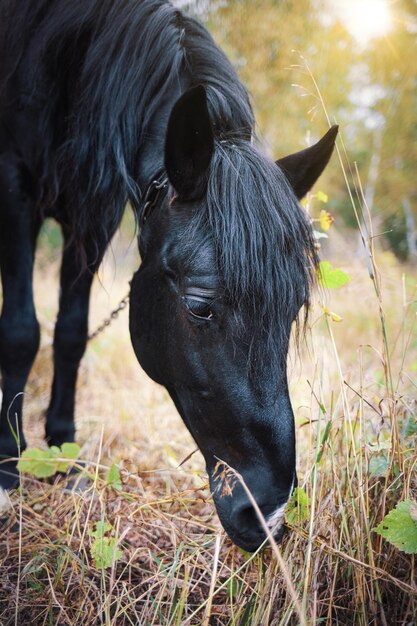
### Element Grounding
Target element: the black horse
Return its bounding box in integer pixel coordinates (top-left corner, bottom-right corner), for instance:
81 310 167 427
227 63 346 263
0 0 337 551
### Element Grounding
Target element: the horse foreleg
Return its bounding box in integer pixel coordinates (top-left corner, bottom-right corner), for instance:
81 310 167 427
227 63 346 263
0 156 40 488
45 235 102 448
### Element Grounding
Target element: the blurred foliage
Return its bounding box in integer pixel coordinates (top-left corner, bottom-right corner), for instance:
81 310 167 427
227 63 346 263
38 218 63 252
207 0 417 261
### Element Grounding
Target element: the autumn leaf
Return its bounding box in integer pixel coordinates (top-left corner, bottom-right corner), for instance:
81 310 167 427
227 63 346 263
319 209 334 231
323 306 343 322
316 190 328 203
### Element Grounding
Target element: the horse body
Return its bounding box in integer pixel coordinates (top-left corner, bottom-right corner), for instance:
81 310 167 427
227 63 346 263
0 0 337 550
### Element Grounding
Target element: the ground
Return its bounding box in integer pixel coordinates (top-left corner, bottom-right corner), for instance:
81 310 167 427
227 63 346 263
0 216 416 625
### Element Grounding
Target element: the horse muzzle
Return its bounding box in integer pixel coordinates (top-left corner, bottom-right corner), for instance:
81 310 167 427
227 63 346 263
209 471 294 552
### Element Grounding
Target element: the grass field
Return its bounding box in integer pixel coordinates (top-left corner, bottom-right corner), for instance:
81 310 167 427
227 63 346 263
0 205 416 625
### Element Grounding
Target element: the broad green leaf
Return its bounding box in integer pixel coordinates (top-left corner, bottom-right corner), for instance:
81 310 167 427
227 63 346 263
89 521 122 569
17 448 57 478
373 500 417 554
285 487 310 525
56 443 81 472
49 446 61 458
369 455 389 476
17 443 80 477
318 261 350 289
49 445 63 470
61 442 81 459
89 521 112 538
107 463 122 491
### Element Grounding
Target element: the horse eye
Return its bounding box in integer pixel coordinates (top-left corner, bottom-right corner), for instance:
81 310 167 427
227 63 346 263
183 297 214 321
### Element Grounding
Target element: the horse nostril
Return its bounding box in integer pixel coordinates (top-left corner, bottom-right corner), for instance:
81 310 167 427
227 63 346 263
228 498 287 551
210 475 292 551
230 501 268 540
233 503 256 531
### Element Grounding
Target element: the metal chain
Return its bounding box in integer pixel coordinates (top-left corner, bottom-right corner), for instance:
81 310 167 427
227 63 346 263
88 293 130 342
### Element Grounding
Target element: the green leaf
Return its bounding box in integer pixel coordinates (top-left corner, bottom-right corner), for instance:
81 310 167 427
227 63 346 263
55 444 79 472
61 442 81 460
17 448 57 478
89 521 112 538
56 442 81 472
316 420 332 463
89 521 122 569
107 463 122 491
404 415 417 437
373 500 417 554
369 455 389 476
227 576 239 598
17 443 80 478
318 261 350 289
285 487 310 525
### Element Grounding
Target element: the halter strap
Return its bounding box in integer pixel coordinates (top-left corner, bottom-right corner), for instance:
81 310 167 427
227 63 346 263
139 171 169 230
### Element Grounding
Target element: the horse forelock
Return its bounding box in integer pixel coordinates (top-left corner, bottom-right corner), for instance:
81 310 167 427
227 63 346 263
203 137 319 374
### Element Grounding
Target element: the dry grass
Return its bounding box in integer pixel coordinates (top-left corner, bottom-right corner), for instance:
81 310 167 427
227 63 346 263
0 207 416 625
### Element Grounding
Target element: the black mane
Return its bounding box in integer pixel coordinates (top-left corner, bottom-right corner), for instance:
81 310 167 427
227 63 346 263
0 0 253 242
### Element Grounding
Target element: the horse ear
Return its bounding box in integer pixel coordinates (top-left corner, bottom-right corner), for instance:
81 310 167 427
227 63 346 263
165 85 214 201
276 126 338 200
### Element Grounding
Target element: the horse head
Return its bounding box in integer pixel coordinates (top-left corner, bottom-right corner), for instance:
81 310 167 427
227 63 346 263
129 85 337 551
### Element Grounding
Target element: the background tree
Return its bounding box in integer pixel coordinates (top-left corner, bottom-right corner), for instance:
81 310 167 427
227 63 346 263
204 0 417 262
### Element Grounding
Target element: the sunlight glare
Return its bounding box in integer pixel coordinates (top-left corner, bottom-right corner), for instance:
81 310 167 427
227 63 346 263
332 0 392 45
